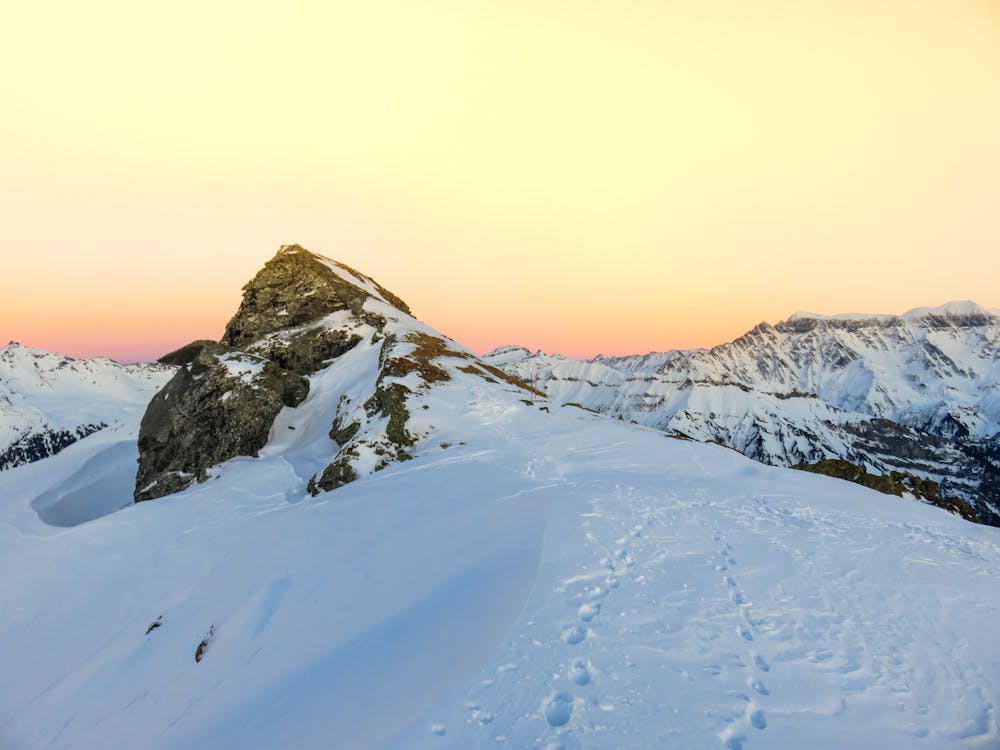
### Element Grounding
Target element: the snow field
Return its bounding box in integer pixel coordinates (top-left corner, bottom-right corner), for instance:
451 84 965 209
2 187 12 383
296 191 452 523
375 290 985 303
1 368 998 749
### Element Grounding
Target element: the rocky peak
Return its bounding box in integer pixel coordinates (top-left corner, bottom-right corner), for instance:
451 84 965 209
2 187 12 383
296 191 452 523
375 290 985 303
221 244 410 348
136 244 542 504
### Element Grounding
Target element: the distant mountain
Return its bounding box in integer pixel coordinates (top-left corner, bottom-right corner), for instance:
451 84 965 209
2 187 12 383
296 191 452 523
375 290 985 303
485 302 1000 524
0 343 173 470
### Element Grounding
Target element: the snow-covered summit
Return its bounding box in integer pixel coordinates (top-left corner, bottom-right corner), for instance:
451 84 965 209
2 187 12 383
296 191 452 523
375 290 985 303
782 300 1000 327
901 299 1000 321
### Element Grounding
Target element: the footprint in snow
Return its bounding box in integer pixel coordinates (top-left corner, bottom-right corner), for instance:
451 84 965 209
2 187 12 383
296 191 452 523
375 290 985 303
543 692 574 727
750 708 767 730
754 655 771 672
465 703 494 725
749 679 770 696
562 625 587 645
578 602 601 622
569 658 594 686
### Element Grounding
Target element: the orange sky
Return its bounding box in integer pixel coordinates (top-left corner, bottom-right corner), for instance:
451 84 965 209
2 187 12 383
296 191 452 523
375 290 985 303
2 0 998 362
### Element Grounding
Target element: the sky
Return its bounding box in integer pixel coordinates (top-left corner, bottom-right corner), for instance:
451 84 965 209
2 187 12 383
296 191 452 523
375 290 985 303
2 0 998 362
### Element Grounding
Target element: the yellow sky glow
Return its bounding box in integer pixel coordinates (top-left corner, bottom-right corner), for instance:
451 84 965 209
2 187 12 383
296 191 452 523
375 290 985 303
2 0 998 360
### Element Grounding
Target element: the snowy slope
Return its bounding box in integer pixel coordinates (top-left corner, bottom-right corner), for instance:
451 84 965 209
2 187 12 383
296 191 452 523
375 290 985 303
1 248 999 750
0 343 173 471
486 303 1000 522
1 385 998 750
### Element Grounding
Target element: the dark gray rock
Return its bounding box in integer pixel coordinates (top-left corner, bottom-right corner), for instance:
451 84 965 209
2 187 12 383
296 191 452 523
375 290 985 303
135 349 308 501
158 340 226 366
248 328 362 376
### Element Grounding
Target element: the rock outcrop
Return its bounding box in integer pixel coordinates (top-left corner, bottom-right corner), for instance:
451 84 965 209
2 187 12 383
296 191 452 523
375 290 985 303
135 244 543 502
221 246 408 348
135 349 309 501
135 245 399 501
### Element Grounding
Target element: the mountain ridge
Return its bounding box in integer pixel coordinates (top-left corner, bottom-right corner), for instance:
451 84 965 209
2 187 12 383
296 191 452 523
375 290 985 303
485 301 1000 524
0 342 173 471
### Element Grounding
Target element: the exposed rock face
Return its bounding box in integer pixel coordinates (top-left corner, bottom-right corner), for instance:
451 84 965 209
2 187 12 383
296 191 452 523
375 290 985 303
221 245 409 349
135 350 309 501
247 328 363 377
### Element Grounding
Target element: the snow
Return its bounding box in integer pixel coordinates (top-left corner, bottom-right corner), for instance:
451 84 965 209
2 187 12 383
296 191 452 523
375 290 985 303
902 301 1000 320
786 301 1000 324
1 382 998 749
786 311 897 323
0 342 173 465
3 276 999 749
485 303 1000 516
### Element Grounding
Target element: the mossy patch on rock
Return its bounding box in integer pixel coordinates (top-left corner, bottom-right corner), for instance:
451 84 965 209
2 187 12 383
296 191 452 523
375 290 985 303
457 361 544 397
307 457 358 495
329 417 361 446
365 382 414 448
381 332 473 385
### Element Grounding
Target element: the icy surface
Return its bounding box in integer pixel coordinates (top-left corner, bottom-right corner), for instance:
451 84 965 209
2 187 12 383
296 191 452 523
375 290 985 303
1 385 998 749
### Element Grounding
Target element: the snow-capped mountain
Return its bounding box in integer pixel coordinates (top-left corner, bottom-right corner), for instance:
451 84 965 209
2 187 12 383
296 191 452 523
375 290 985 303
0 343 173 472
1 249 998 749
485 302 1000 524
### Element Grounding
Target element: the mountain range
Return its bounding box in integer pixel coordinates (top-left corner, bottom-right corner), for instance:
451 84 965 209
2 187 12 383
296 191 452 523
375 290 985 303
0 246 997 749
0 343 173 471
486 302 1000 525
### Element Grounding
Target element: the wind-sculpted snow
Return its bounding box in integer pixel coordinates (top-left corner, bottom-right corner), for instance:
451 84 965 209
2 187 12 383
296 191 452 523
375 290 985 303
487 302 1000 523
1 390 998 749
